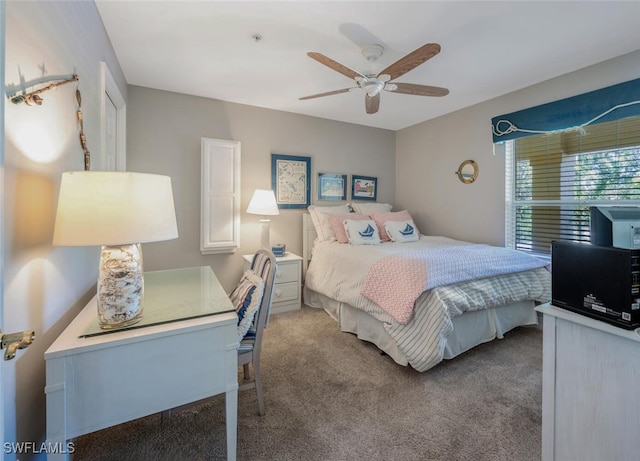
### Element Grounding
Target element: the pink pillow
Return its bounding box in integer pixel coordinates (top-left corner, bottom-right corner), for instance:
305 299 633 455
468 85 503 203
370 210 419 241
329 213 371 244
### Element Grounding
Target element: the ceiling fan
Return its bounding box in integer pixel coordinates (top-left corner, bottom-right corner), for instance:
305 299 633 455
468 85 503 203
299 43 449 114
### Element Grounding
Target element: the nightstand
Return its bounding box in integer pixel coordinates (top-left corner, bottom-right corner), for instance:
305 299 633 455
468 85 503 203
243 252 302 314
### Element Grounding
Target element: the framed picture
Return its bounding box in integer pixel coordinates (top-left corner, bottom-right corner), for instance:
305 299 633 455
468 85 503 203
351 175 377 201
271 154 311 209
317 173 347 201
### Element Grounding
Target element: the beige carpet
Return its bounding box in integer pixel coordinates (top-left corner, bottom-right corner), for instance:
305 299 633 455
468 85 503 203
72 305 542 461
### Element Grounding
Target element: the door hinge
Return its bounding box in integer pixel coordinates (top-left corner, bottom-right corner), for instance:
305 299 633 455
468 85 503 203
1 330 35 361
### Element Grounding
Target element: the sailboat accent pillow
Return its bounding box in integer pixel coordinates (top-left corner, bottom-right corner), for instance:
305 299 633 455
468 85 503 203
344 219 381 245
384 219 420 243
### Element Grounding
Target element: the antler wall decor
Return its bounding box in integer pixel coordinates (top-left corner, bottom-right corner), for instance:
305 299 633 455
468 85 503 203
6 71 92 170
76 88 91 171
6 73 78 106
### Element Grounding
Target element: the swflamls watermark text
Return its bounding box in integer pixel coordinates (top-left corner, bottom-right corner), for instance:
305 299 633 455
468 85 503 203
3 441 75 455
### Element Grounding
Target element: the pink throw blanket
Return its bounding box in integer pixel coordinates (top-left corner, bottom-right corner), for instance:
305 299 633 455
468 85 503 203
360 256 427 324
360 245 548 324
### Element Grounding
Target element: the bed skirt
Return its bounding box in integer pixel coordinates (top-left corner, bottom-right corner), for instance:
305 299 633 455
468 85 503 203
303 285 538 368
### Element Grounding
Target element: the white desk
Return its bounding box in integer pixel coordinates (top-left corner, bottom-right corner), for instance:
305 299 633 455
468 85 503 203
45 266 238 460
536 303 640 461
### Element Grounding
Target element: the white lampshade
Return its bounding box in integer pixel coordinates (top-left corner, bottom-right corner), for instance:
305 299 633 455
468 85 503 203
246 189 279 216
246 189 279 250
53 171 178 246
53 171 178 329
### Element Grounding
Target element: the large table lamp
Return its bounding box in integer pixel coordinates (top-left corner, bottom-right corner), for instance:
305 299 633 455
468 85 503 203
53 171 178 329
246 189 279 250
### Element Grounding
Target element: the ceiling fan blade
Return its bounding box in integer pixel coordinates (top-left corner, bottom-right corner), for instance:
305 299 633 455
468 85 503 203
387 82 449 97
377 43 441 81
307 52 366 80
299 88 353 100
365 93 380 114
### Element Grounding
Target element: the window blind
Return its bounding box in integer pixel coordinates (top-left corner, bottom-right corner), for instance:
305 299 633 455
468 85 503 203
506 115 640 254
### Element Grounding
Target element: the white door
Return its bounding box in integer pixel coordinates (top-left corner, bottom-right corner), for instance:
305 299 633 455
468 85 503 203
100 62 126 171
104 92 118 171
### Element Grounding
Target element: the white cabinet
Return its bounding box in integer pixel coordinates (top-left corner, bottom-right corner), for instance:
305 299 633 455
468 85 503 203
536 303 640 461
244 253 302 315
201 138 241 254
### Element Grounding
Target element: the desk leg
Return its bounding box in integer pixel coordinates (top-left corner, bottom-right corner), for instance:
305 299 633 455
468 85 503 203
43 413 71 461
46 377 71 461
225 387 238 461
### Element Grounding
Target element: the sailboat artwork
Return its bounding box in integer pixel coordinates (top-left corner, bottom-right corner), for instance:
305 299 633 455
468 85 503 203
358 224 376 238
399 223 415 236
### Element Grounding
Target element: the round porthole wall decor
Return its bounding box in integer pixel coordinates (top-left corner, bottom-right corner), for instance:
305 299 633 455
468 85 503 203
455 160 479 184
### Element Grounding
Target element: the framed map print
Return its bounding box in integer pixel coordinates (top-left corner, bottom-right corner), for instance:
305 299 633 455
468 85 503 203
271 154 311 209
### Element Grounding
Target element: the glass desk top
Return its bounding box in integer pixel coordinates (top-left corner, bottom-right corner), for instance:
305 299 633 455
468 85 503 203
81 266 234 338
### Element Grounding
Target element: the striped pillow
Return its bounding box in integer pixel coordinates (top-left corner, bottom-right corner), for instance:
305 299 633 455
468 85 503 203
308 205 351 241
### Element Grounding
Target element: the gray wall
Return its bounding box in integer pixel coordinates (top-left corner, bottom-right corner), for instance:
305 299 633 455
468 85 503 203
4 1 126 455
396 49 640 246
127 86 396 291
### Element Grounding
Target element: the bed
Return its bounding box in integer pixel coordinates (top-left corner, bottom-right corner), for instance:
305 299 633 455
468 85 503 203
301 205 551 372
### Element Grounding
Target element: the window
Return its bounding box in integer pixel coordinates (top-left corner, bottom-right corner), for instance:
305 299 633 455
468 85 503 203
505 115 640 255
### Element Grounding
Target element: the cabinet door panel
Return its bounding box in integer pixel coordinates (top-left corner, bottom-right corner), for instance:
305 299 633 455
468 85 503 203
206 197 235 243
201 138 241 254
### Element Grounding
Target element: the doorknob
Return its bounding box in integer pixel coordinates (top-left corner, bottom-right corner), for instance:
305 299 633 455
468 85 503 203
1 330 35 361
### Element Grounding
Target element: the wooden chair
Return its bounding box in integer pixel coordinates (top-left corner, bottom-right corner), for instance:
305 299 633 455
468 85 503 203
237 249 276 416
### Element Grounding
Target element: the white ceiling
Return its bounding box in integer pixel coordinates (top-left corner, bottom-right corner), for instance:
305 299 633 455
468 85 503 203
95 1 640 131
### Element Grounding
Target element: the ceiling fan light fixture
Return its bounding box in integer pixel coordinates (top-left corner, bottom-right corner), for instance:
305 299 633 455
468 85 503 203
362 80 384 97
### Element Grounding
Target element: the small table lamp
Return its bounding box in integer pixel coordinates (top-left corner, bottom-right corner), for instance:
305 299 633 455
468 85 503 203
246 189 279 250
53 171 178 329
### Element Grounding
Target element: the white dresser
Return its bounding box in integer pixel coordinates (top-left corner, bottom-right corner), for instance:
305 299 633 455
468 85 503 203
244 252 302 314
536 303 640 461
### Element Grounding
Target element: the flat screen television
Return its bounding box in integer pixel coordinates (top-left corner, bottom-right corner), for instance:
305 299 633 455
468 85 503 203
551 240 640 329
590 206 640 249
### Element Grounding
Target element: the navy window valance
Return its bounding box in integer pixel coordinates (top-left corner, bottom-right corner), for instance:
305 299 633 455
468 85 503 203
491 77 640 143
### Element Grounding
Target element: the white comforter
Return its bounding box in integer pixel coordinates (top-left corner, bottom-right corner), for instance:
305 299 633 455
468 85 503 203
304 236 551 371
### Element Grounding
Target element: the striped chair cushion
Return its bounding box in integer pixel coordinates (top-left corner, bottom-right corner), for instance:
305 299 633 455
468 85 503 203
237 327 256 353
251 252 272 280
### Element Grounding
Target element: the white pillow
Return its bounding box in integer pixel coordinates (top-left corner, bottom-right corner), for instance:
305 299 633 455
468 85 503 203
351 202 392 215
384 219 420 243
344 219 381 245
308 205 351 241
